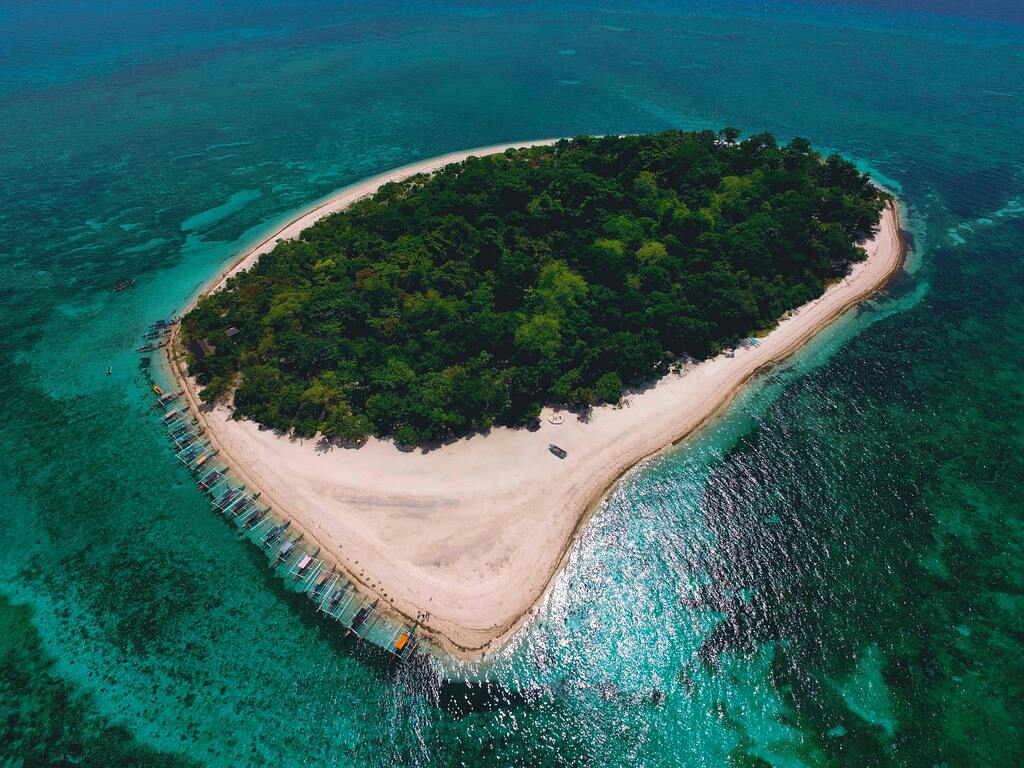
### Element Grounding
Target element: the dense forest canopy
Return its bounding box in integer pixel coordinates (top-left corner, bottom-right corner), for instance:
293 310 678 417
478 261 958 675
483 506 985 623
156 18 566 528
182 130 887 446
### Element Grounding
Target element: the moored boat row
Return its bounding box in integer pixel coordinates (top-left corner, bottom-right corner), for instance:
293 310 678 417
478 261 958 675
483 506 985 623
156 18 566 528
148 334 419 662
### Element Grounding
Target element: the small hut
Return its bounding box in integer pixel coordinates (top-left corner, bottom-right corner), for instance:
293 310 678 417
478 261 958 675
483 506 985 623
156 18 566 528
189 339 216 359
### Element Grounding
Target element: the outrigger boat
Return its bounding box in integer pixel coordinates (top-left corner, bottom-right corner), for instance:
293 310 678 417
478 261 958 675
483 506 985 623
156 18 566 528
234 495 260 520
213 486 242 513
174 434 200 451
204 476 229 496
227 492 255 514
273 535 302 567
136 341 166 353
198 469 225 492
197 465 225 489
218 491 243 516
292 548 320 581
394 624 417 658
165 414 189 430
155 391 181 407
177 439 208 458
174 433 199 451
243 506 270 529
210 483 237 505
162 409 182 423
223 491 258 517
311 567 336 600
152 384 163 396
347 599 379 637
263 520 290 547
172 422 199 439
322 585 345 616
191 450 213 469
228 500 254 522
192 451 215 470
169 422 198 440
185 445 204 461
177 443 207 463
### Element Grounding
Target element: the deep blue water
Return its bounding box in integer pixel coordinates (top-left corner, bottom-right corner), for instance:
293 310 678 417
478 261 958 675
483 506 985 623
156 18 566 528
1 1 1022 765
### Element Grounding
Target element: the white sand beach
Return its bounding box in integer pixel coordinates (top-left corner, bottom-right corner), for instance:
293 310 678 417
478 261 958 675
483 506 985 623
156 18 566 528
167 144 905 659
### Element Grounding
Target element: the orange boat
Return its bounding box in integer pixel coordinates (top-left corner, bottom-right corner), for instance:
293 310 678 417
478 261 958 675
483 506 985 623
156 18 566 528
395 623 417 655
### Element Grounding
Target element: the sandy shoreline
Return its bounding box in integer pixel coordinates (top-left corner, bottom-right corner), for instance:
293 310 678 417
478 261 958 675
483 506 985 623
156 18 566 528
166 144 905 660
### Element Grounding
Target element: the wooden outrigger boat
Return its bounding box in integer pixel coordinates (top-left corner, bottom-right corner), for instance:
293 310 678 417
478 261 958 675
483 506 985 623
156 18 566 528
173 432 200 450
228 495 256 519
198 470 225 492
292 547 321 582
177 442 207 463
167 415 193 430
219 491 248 517
192 451 215 470
213 486 242 513
346 599 379 637
169 420 198 437
171 429 200 447
197 464 225 488
263 520 290 547
175 434 204 454
225 491 258 518
310 567 336 600
320 582 348 616
210 484 236 507
218 488 245 514
177 438 207 457
203 476 229 496
165 413 189 430
242 506 270 529
393 624 417 659
155 391 181 407
272 534 302 567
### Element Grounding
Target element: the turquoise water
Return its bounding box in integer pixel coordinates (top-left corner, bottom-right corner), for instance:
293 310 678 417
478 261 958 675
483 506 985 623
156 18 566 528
2 1 1023 765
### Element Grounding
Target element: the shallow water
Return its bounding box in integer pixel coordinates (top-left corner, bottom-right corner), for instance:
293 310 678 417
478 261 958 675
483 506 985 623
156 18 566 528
2 1 1022 765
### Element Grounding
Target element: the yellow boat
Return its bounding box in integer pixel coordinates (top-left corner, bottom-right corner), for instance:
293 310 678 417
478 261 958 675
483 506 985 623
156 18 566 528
194 454 209 468
152 384 163 396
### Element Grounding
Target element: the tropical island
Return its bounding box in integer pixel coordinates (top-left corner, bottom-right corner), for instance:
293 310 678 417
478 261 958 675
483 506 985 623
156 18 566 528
182 132 886 445
170 131 903 657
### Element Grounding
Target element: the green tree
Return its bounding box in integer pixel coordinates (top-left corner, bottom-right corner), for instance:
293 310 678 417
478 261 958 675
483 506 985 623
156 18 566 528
322 402 372 444
596 372 624 404
182 130 885 446
514 313 562 358
394 425 419 448
636 241 669 265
